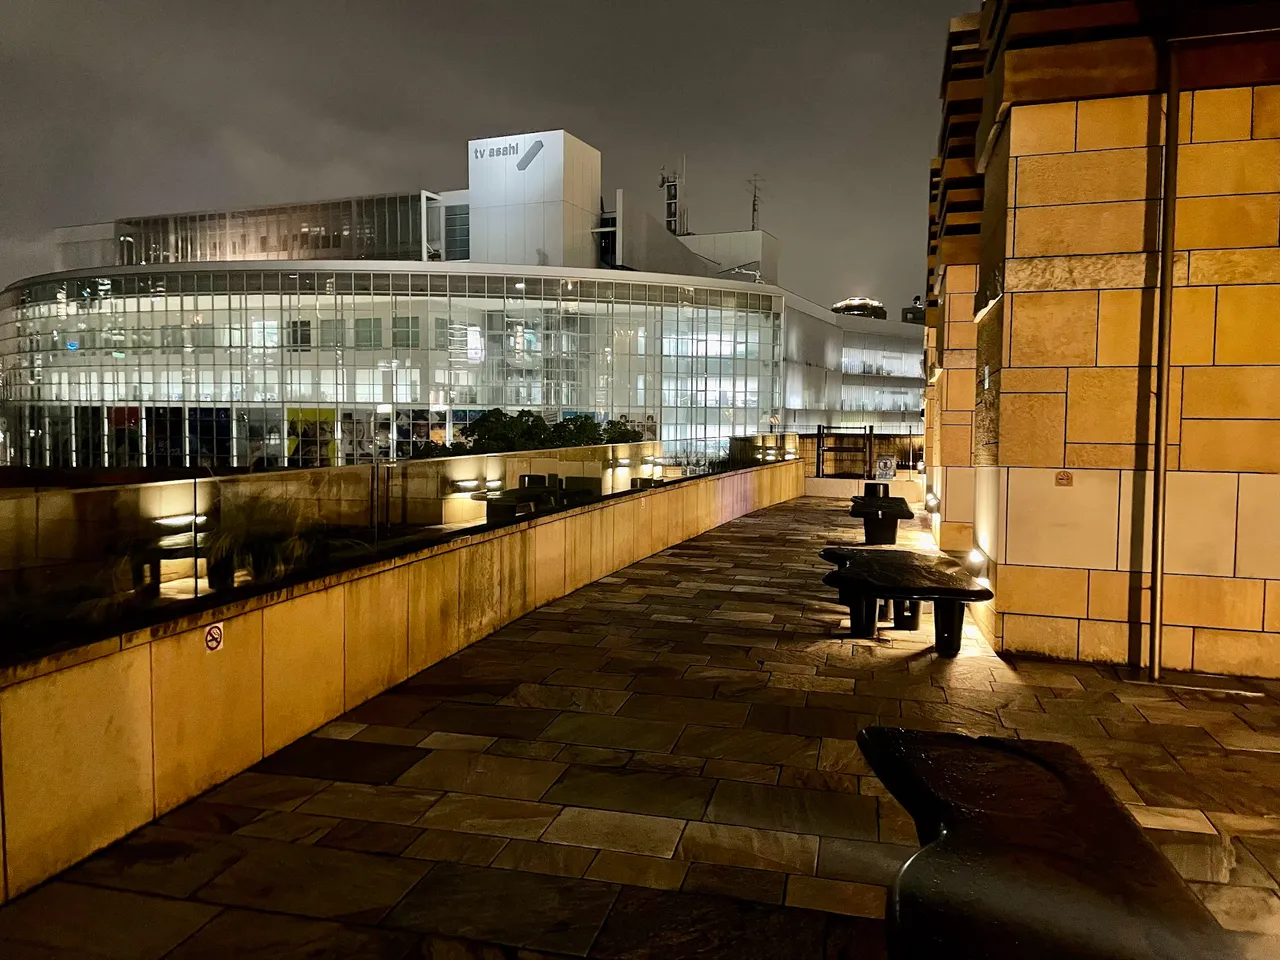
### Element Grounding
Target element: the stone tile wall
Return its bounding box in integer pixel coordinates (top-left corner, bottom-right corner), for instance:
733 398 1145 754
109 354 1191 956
931 263 980 554
964 84 1280 678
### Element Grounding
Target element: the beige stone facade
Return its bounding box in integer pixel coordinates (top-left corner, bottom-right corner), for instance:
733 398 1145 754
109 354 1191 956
930 82 1280 678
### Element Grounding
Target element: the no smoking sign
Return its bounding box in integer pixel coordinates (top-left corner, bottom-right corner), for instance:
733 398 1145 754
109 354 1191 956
205 622 224 653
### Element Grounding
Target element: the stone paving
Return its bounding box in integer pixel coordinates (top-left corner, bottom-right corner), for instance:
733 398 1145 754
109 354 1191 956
3 496 1280 958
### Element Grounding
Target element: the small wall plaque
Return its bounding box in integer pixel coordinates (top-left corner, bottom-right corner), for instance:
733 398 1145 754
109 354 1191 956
1055 471 1073 487
205 622 224 653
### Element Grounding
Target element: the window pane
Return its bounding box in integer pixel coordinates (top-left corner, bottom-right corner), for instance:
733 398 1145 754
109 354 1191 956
391 315 420 349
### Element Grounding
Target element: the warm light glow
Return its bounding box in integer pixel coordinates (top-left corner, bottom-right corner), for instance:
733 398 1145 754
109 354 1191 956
616 458 631 467
968 548 985 564
485 479 503 490
452 479 480 490
515 282 525 290
976 577 991 588
155 514 206 527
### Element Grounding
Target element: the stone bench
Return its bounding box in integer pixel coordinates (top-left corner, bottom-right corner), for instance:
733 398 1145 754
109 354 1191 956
849 494 915 545
855 726 1234 960
819 547 991 656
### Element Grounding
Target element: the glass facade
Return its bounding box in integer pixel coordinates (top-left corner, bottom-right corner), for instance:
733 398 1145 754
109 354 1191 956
115 194 428 266
0 266 784 468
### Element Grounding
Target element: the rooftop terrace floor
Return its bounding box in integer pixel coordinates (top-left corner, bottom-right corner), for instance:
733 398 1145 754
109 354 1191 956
2 497 1279 957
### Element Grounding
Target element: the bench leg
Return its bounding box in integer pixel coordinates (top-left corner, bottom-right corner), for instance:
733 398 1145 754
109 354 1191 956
933 600 965 657
893 599 921 631
863 517 899 546
877 599 891 623
846 595 879 639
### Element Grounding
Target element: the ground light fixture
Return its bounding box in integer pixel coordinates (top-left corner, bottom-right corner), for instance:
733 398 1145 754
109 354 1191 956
484 479 503 491
450 479 480 493
966 546 989 579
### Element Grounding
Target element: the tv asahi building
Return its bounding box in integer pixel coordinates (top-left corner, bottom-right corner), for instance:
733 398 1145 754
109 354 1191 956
0 130 924 469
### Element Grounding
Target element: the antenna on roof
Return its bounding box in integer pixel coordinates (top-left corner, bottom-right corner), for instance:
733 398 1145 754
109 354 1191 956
746 174 765 231
658 157 689 235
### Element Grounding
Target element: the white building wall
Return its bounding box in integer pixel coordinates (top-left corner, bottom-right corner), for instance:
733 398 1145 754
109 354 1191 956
678 231 779 284
467 130 600 268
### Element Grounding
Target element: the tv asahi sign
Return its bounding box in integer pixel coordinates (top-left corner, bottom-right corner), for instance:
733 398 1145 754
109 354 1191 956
473 139 544 170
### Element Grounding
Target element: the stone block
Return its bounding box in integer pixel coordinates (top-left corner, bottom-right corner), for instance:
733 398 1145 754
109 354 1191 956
409 550 461 674
1009 101 1077 156
263 586 345 755
947 321 978 350
564 512 597 593
495 530 530 628
942 466 975 524
944 263 979 295
1178 140 1280 198
996 565 1089 618
1164 472 1239 577
1183 367 1280 421
1067 368 1149 445
0 646 154 896
1089 569 1149 621
1015 202 1150 258
1065 444 1149 469
1256 85 1280 139
1189 248 1280 285
1215 285 1280 365
1176 196 1280 250
1164 574 1263 630
1002 614 1079 658
1009 291 1098 367
944 367 976 412
946 292 975 322
1001 368 1067 393
1182 420 1280 473
1193 629 1280 678
1006 253 1186 292
1237 474 1280 580
1096 289 1155 367
1191 87 1253 143
532 520 566 608
999 393 1066 467
1075 95 1160 151
1078 620 1192 670
938 521 974 553
939 424 972 467
1005 468 1120 570
152 611 264 816
344 567 409 711
1116 471 1153 573
1169 287 1216 365
1016 148 1157 207
458 537 502 648
1269 581 1280 633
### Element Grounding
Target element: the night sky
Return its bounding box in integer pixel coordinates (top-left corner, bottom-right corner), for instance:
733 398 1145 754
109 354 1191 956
1 0 974 312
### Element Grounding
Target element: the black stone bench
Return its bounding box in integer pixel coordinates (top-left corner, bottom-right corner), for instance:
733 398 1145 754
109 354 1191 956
850 495 915 545
856 726 1234 960
472 487 556 523
820 547 991 656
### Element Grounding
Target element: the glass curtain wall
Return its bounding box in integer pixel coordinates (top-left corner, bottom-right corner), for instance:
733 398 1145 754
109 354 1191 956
0 270 783 468
116 195 425 266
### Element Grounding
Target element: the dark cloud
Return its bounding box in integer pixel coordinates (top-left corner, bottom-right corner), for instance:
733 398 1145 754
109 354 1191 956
0 0 973 310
